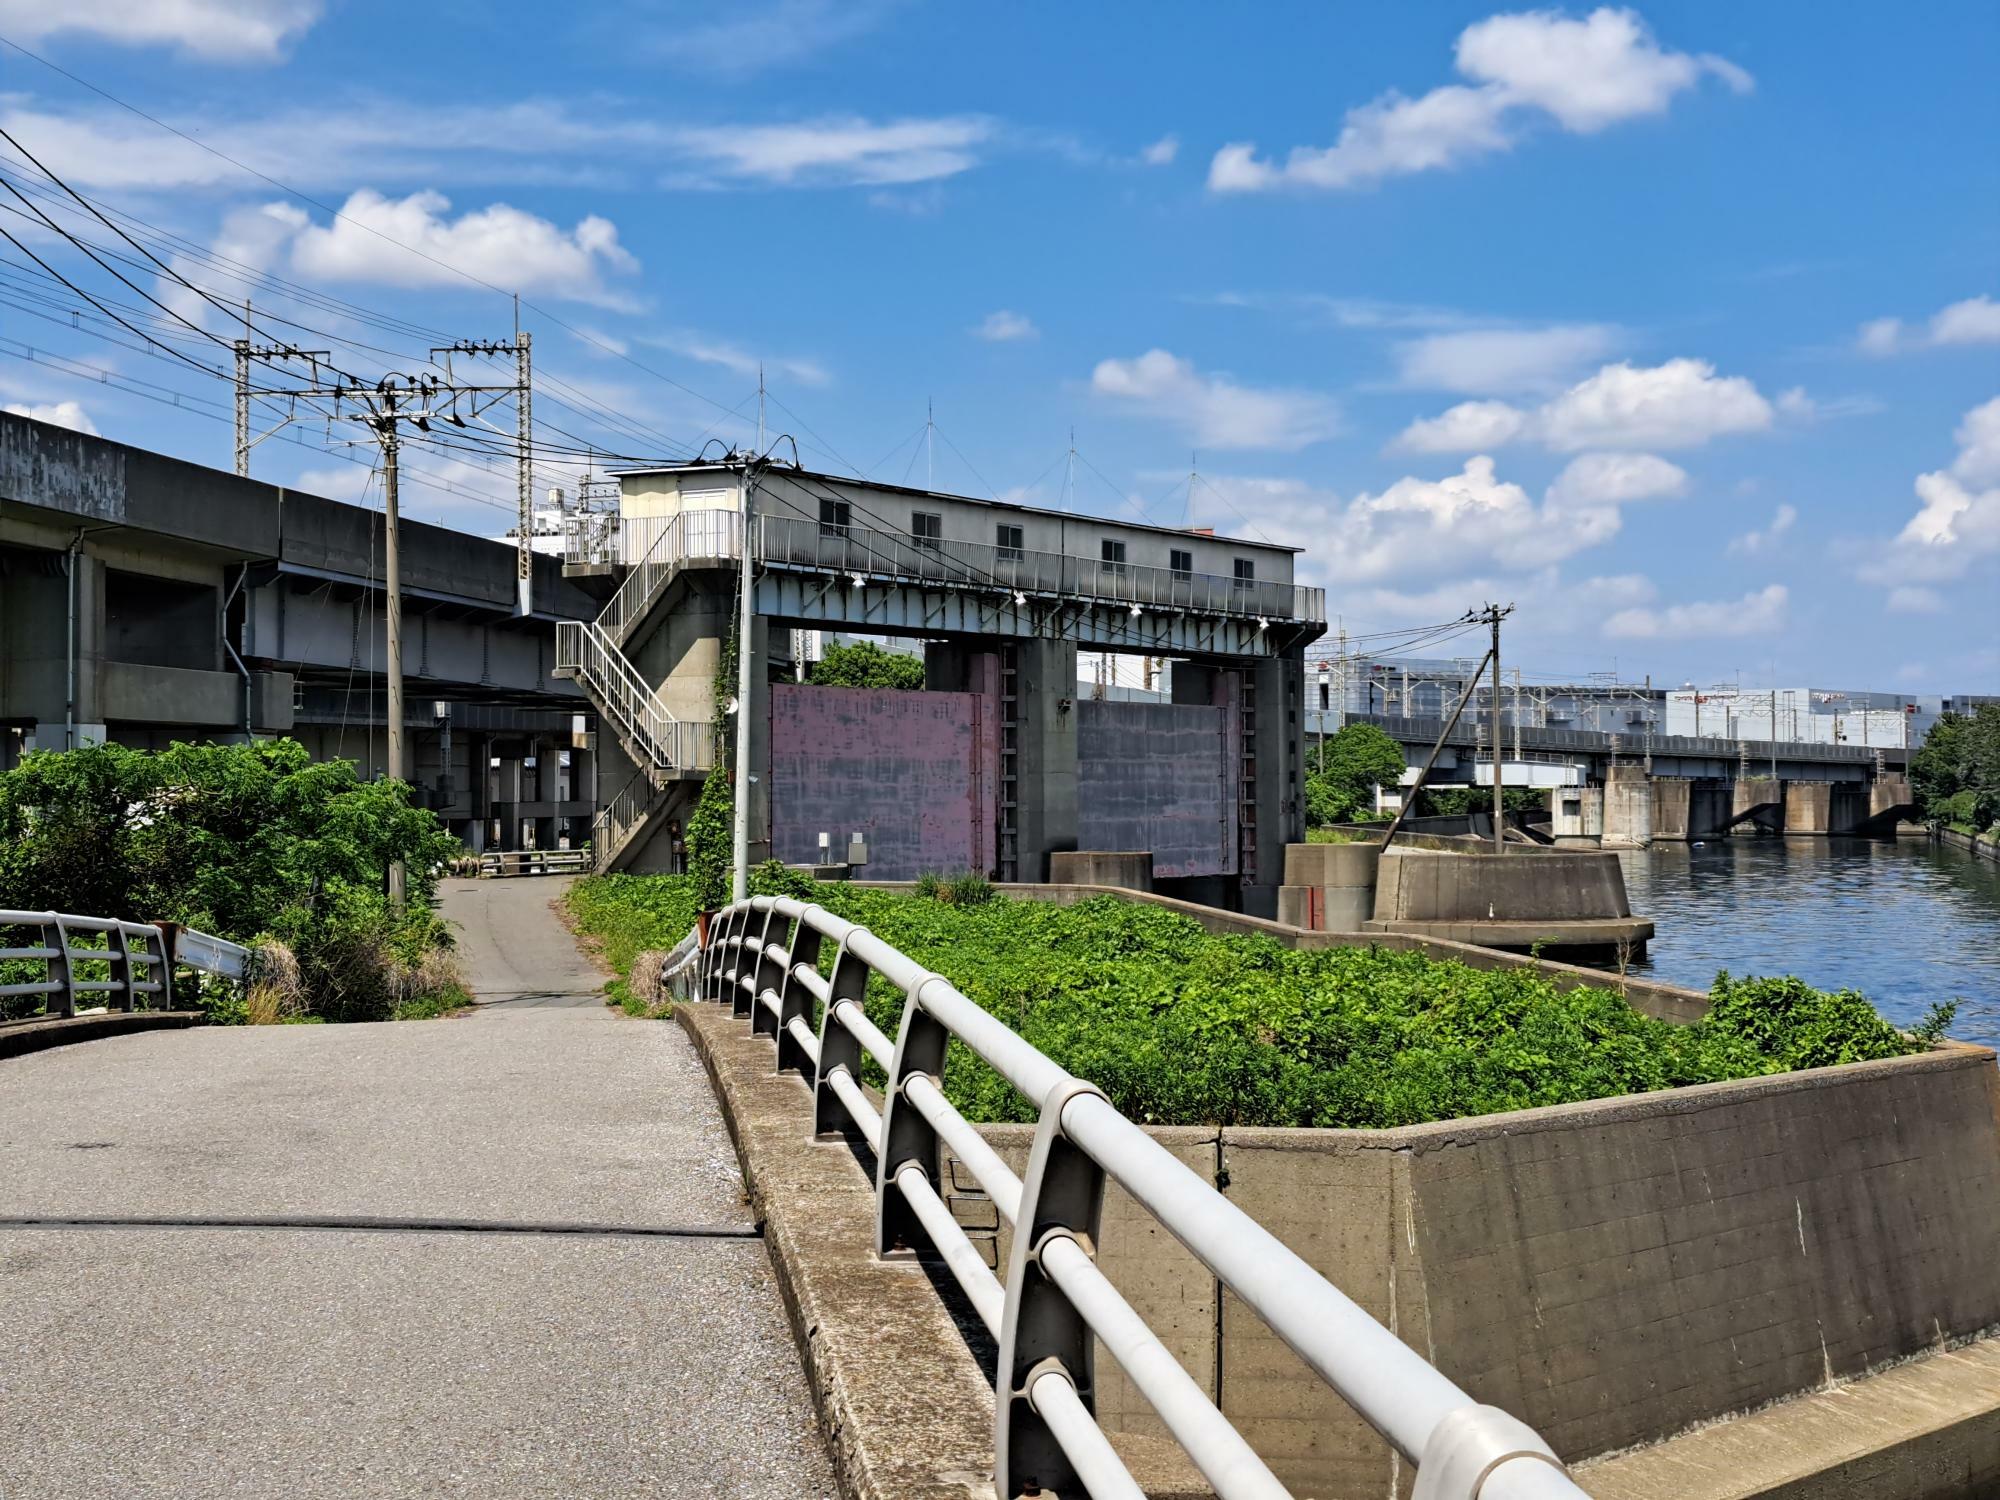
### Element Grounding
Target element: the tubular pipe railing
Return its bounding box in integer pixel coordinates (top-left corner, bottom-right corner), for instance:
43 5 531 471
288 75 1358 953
685 895 1587 1500
0 911 249 1022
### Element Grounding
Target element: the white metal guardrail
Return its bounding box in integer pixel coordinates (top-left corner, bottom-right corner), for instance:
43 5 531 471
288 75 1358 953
0 910 249 1021
476 848 594 878
688 895 1588 1500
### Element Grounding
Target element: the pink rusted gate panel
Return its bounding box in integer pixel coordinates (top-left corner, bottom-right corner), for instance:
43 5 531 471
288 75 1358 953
769 683 997 879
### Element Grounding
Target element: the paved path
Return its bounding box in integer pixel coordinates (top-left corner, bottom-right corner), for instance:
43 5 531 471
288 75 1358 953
0 880 836 1499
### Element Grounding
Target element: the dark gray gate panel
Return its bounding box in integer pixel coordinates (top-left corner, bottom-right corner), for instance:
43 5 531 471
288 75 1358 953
769 684 994 880
1076 700 1234 878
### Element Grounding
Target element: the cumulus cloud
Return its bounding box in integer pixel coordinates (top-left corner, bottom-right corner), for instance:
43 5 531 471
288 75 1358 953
1395 357 1774 453
1089 350 1340 451
5 399 98 435
1140 135 1180 166
1604 583 1789 640
1210 7 1748 192
1544 451 1687 507
1727 502 1797 555
1392 323 1620 394
1394 399 1530 453
1200 453 1668 590
974 310 1038 342
0 0 321 62
287 190 638 305
1856 397 2000 591
1855 294 2000 355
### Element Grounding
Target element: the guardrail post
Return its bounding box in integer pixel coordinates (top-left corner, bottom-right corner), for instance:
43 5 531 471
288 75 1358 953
149 924 175 1010
775 911 822 1076
50 915 78 1019
705 905 738 1004
108 923 135 1012
750 904 790 1037
875 975 951 1257
812 933 870 1138
735 903 774 1020
995 1080 1110 1500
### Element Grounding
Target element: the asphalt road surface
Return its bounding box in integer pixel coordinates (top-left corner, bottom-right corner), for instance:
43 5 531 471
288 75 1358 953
0 877 837 1499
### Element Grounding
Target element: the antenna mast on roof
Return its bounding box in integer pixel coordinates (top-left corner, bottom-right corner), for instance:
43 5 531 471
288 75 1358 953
756 362 766 454
1188 452 1197 529
1062 426 1076 512
926 397 934 489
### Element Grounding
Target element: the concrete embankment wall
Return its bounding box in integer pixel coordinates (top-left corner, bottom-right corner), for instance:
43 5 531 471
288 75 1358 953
1938 825 2000 863
1371 846 1633 923
947 1044 2000 1497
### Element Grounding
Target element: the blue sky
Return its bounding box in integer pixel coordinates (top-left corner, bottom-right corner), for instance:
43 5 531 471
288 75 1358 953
1 2 1995 689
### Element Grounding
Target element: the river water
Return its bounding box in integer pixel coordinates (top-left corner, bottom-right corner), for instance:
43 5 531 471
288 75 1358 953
1613 836 2000 1050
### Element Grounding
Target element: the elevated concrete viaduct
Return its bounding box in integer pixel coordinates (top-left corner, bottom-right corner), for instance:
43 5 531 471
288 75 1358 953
0 411 600 851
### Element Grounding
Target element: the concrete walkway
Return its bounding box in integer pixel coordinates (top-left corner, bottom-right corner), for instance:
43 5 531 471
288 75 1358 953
0 880 836 1499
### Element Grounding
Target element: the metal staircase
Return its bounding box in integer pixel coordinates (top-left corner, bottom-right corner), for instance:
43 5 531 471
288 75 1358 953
555 510 738 871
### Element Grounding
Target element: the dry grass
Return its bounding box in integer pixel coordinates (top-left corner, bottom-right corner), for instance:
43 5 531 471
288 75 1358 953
244 940 306 1025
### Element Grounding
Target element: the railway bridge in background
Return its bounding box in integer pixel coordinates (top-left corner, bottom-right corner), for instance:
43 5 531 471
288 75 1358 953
1 411 598 852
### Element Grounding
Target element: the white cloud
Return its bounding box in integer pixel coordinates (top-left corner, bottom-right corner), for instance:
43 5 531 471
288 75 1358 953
157 200 309 329
5 399 98 435
1393 399 1529 453
1856 294 2000 355
1952 395 2000 485
974 310 1038 342
569 325 630 358
1395 357 1774 453
288 190 638 306
1857 398 2000 590
643 0 903 76
1932 295 2000 346
1393 324 1620 395
1886 586 1944 615
640 331 829 387
1453 6 1749 129
1545 451 1687 508
1855 317 1904 356
1210 7 1748 193
1203 454 1658 590
1140 135 1180 166
1538 358 1773 449
1605 583 1789 640
667 116 994 187
1727 502 1797 555
1089 350 1340 451
0 0 321 61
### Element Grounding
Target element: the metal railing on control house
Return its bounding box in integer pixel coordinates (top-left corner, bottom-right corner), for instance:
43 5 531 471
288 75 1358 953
687 895 1589 1500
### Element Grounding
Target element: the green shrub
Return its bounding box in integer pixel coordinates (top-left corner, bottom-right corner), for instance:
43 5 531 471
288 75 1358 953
0 739 460 1023
568 875 1932 1129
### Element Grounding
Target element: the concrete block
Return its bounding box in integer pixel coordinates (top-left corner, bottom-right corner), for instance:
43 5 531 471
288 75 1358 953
1281 840 1380 889
1048 850 1155 892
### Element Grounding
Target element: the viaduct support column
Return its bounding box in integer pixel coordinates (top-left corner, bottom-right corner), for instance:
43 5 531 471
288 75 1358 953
1009 637 1078 883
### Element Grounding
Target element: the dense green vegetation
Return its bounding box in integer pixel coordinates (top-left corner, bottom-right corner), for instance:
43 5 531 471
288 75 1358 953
809 640 925 690
0 740 465 1023
568 868 1944 1129
1412 785 1548 818
1304 722 1405 825
1912 705 2000 834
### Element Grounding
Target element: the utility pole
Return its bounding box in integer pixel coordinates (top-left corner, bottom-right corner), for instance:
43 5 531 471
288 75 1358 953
1483 603 1515 853
381 419 406 906
732 464 757 903
234 338 250 477
515 331 533 618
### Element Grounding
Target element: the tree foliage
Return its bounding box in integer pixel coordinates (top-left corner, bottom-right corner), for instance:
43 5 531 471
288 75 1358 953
809 640 925 691
1305 722 1407 825
1912 706 2000 830
569 872 1931 1129
0 739 461 1022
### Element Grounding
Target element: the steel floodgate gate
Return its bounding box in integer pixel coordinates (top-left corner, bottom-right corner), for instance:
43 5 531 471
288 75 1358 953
1075 698 1236 879
768 682 998 878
